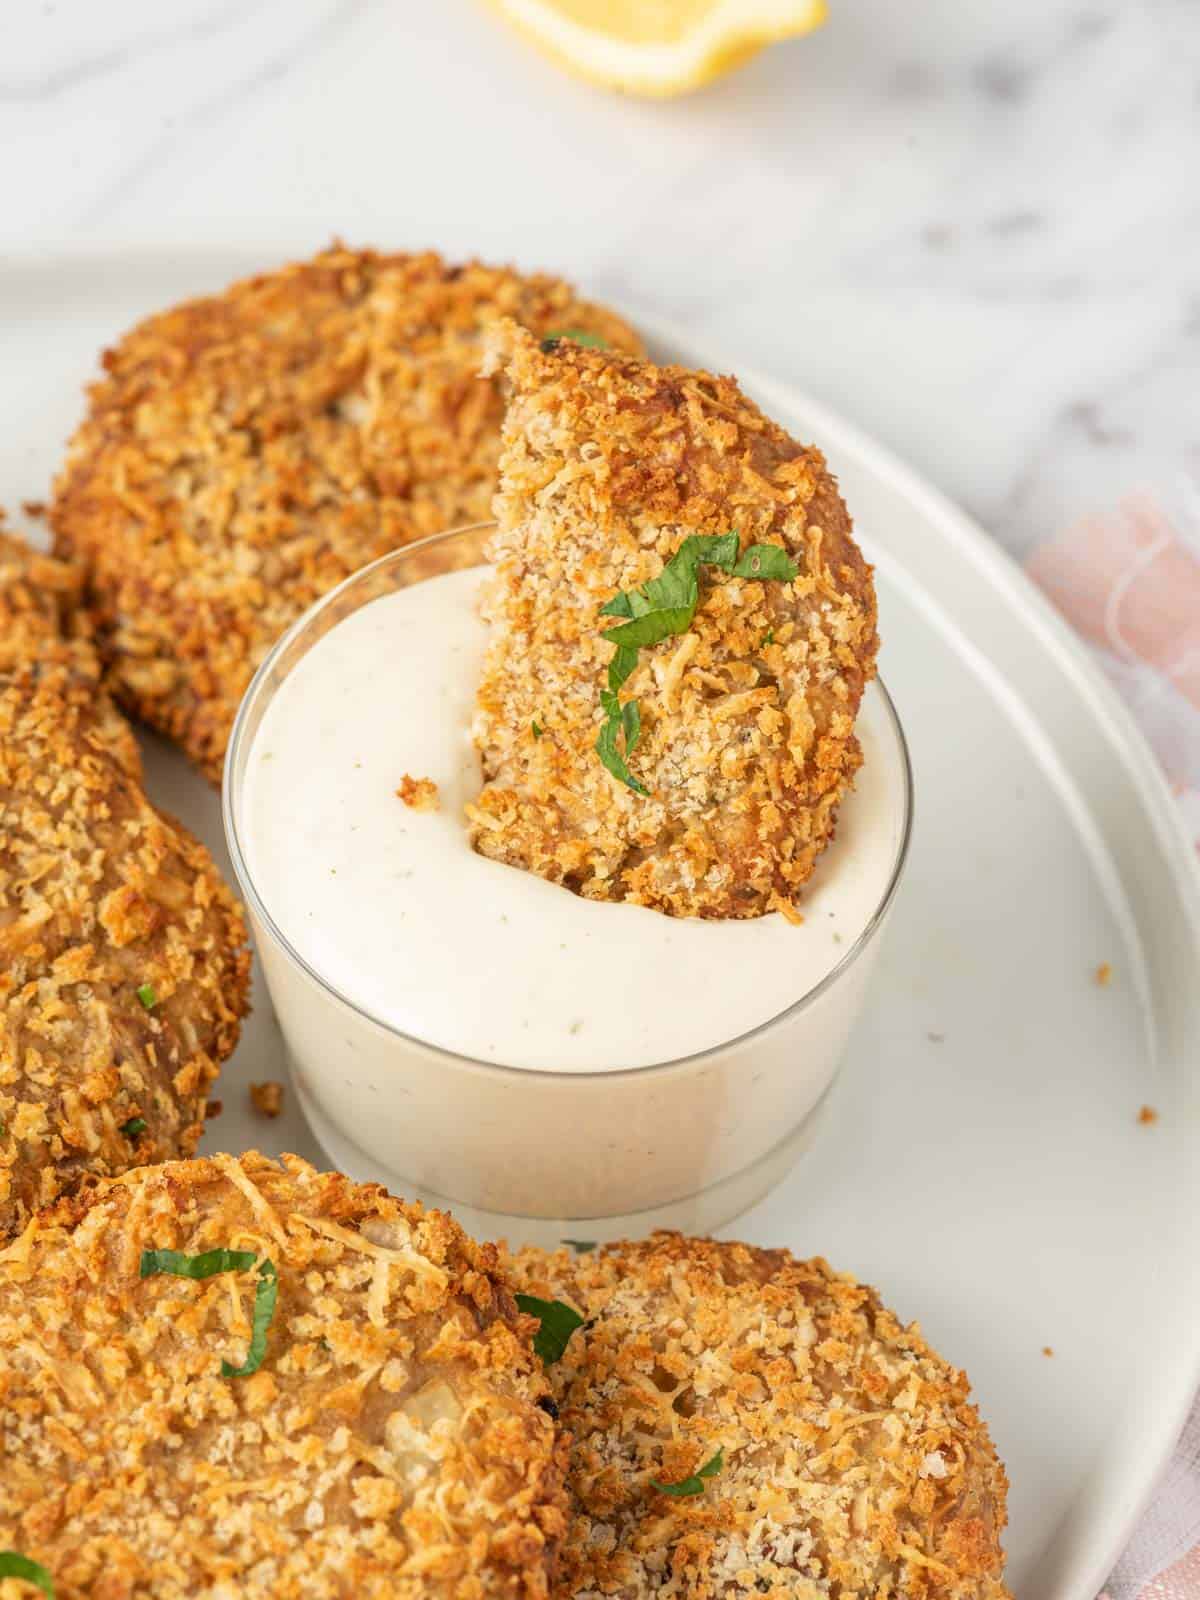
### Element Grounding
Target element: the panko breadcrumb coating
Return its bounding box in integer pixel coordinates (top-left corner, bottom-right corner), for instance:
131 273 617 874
468 323 877 919
0 527 139 777
0 1153 568 1599
511 1234 1010 1600
0 525 93 675
0 534 249 1237
50 246 642 783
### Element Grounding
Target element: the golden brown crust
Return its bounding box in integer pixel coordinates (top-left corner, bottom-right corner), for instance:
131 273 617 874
468 324 878 920
50 246 642 783
0 529 140 778
510 1234 1010 1600
0 534 250 1237
0 527 88 668
0 1153 569 1598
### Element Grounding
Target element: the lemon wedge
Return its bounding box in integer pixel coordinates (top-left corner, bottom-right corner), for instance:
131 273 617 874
485 0 828 97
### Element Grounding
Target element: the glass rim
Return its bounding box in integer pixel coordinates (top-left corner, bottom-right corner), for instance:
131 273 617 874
222 522 915 1084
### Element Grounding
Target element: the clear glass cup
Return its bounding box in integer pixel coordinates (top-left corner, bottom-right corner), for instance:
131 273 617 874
223 524 913 1245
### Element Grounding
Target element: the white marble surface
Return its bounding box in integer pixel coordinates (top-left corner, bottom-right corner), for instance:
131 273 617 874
2 0 1197 559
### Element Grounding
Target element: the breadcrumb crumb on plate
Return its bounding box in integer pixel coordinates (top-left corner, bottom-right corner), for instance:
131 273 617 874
0 1153 568 1599
250 1081 285 1118
469 322 878 920
510 1233 1011 1599
0 533 250 1240
397 775 440 812
49 246 642 784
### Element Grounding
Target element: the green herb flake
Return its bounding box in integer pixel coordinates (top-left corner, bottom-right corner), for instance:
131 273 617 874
140 1248 258 1281
607 643 638 694
135 983 157 1010
0 1552 55 1597
595 714 648 797
140 1249 279 1378
761 628 774 648
599 532 740 654
531 720 544 740
594 534 797 795
540 328 609 351
731 544 798 582
119 1116 147 1138
515 1293 585 1365
221 1260 278 1378
651 1447 725 1498
561 1239 597 1254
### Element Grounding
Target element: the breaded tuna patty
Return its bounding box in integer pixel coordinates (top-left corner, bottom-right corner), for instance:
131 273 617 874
469 323 877 920
510 1234 1010 1600
0 535 249 1237
0 1153 568 1600
50 246 642 783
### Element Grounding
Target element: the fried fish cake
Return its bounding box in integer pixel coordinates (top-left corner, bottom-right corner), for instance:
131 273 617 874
0 1153 568 1599
468 323 878 920
510 1234 1010 1600
0 536 250 1236
50 247 642 783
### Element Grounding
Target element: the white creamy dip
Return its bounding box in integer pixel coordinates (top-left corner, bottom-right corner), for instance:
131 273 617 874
242 566 905 1074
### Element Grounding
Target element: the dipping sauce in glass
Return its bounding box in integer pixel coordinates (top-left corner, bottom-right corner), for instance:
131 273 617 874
245 565 903 1067
226 532 911 1241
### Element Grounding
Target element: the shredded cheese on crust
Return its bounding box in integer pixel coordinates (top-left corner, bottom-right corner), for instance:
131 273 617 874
0 1153 568 1598
509 1233 1011 1599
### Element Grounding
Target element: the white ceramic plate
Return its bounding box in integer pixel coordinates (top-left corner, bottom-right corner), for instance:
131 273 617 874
3 251 1199 1600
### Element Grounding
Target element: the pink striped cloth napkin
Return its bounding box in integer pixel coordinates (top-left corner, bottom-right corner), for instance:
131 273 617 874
1025 483 1200 1600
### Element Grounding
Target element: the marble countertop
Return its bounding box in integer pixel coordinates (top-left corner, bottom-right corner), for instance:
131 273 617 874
2 0 1197 559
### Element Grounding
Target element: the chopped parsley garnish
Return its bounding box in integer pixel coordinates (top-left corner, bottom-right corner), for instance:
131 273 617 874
0 1553 54 1596
595 534 798 794
561 1238 597 1253
531 719 544 740
220 1261 278 1378
762 627 774 647
731 546 797 581
135 982 157 1010
651 1447 724 1498
596 667 646 795
515 1293 585 1365
119 1116 147 1138
139 1249 278 1377
141 1247 257 1279
540 328 609 351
